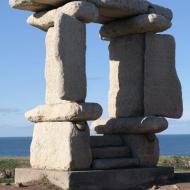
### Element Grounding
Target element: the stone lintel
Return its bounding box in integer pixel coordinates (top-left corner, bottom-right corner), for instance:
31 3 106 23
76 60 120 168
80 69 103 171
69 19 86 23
15 167 174 190
91 117 168 135
25 102 103 122
100 14 171 40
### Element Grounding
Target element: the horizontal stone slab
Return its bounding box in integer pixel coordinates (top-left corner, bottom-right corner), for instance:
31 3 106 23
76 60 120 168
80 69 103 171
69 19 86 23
91 117 168 134
91 0 149 18
27 1 99 31
100 14 171 40
9 0 53 12
25 102 103 122
10 0 149 16
90 135 123 148
149 3 173 21
15 167 174 190
92 158 139 170
92 146 130 159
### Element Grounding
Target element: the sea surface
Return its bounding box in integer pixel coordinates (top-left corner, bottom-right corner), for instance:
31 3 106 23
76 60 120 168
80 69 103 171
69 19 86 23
0 135 190 157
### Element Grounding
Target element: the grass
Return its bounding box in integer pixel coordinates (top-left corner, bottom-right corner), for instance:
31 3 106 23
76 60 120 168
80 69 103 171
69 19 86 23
158 156 190 171
0 157 30 184
0 157 30 171
0 156 190 184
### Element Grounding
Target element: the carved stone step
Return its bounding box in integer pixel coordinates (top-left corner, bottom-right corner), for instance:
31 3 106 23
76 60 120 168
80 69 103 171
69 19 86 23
90 135 123 148
92 146 130 159
92 158 139 170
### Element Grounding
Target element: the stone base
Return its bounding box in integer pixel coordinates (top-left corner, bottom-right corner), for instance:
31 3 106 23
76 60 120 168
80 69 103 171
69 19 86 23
15 167 174 190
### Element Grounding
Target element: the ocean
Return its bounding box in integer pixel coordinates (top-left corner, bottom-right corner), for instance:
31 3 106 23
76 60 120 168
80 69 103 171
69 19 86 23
0 135 189 157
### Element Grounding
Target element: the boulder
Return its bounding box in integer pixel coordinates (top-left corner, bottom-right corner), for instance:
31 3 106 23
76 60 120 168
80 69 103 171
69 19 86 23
27 1 99 31
100 14 171 40
45 13 86 104
122 134 159 167
108 34 144 117
25 102 103 122
144 34 183 118
91 117 168 134
27 9 56 31
30 122 92 170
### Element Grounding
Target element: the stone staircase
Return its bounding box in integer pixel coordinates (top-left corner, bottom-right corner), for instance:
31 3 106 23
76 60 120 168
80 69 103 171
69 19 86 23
90 135 139 169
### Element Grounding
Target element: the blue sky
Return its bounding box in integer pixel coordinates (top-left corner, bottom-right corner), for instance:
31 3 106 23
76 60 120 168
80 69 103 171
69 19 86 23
0 0 190 137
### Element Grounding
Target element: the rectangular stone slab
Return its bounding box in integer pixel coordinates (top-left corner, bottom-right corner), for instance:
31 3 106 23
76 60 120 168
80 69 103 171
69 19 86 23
90 135 123 148
10 0 149 16
30 122 92 170
108 34 144 118
9 0 53 12
15 167 174 190
92 146 130 159
45 13 86 104
92 158 139 170
100 14 171 40
144 34 183 118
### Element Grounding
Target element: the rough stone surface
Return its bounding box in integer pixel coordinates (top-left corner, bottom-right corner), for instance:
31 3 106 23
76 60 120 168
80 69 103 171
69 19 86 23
92 158 139 170
32 0 65 6
122 134 160 167
27 1 99 31
9 0 52 11
92 146 130 159
100 14 171 40
149 3 173 21
15 167 174 190
25 102 102 122
30 122 92 170
108 34 144 117
92 117 168 134
89 0 149 18
144 34 183 118
45 14 86 104
27 9 56 31
90 135 123 148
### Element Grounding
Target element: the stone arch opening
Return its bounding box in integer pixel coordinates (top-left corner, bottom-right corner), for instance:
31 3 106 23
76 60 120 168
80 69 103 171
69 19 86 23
86 23 109 119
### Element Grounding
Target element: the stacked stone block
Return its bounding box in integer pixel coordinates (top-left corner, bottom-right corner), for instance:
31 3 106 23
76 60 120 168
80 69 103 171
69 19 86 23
92 2 183 168
10 0 182 189
25 11 103 170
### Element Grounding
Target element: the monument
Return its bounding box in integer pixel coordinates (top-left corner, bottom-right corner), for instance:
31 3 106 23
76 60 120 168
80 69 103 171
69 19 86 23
10 0 183 189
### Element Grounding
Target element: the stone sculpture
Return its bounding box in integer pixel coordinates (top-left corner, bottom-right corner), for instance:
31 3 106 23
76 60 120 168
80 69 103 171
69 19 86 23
10 0 183 189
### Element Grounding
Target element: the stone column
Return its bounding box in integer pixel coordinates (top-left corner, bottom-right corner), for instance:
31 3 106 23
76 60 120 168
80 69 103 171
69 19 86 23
92 12 183 168
26 13 102 170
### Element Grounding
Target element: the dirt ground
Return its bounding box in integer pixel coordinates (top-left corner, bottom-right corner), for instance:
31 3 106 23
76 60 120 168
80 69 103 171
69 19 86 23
0 172 190 190
1 183 190 190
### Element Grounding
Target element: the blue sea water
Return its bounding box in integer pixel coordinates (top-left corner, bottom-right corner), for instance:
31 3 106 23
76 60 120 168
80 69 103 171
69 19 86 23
0 135 189 157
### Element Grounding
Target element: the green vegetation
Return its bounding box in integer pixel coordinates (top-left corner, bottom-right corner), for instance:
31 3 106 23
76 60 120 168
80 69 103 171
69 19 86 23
0 157 30 184
0 157 30 170
0 156 190 184
158 156 190 170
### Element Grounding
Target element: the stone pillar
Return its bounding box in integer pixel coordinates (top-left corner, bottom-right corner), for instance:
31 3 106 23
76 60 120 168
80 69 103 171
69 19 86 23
108 34 144 118
45 14 86 104
26 13 102 171
92 12 183 168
